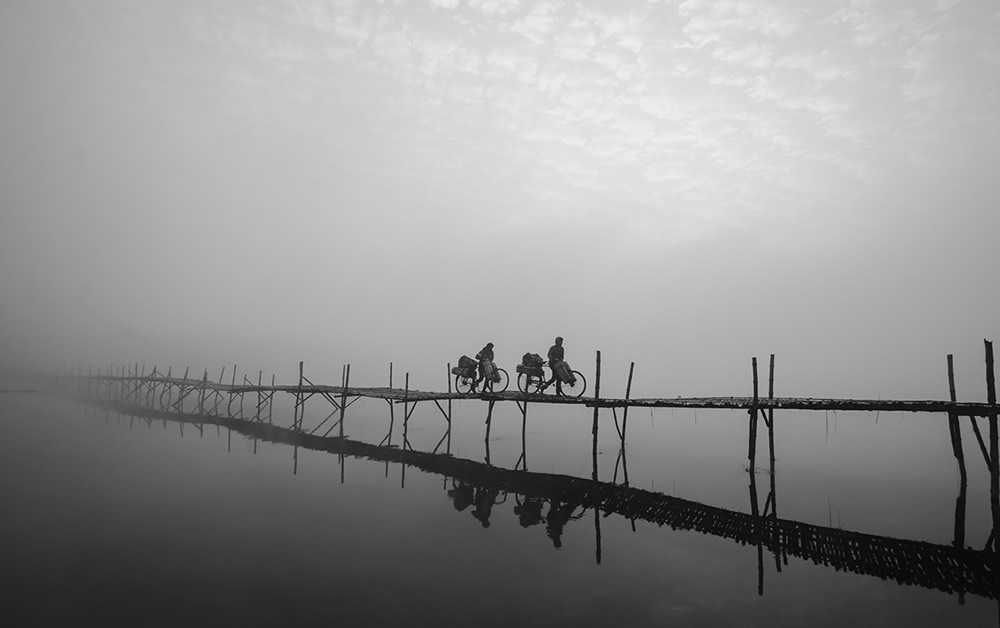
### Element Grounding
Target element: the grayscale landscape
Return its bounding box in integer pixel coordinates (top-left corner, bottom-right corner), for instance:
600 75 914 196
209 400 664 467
1 1 998 626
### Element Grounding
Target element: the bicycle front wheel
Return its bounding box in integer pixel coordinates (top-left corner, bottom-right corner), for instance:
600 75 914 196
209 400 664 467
561 370 587 398
490 368 510 393
455 374 476 395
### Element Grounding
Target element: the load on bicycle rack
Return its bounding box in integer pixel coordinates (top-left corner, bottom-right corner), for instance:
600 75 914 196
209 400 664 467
452 355 510 394
515 353 587 398
451 352 587 397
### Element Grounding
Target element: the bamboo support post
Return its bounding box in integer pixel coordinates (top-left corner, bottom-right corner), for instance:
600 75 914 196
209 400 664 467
227 364 237 418
948 354 968 557
948 355 967 467
198 370 208 415
986 340 998 552
340 364 350 439
592 350 602 482
403 372 410 451
385 362 394 477
446 363 452 455
485 399 496 460
621 361 634 447
749 357 759 468
269 374 275 424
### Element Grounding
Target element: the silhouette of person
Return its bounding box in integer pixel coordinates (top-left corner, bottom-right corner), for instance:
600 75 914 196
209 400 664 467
447 480 475 512
473 342 496 393
471 484 502 528
513 495 544 528
545 499 583 548
541 336 565 395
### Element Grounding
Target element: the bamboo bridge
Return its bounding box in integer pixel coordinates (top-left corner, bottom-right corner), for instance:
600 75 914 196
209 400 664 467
41 339 1000 604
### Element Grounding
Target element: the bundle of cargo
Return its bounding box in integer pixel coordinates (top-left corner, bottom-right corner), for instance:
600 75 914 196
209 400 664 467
482 360 500 383
516 352 545 376
553 360 576 385
522 353 544 367
451 355 477 376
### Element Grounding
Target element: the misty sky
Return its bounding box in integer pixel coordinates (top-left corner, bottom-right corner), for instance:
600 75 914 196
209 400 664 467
1 0 998 400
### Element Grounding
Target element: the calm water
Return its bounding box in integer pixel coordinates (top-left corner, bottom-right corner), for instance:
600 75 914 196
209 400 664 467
2 390 997 627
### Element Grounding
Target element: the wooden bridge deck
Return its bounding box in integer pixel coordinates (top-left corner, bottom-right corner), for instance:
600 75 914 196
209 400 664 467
86 374 1000 414
96 399 1000 600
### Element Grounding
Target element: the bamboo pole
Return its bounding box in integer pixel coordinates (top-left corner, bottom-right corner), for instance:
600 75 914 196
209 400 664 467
592 350 602 482
340 364 350 439
948 355 966 465
198 370 207 415
446 363 452 455
622 361 634 447
749 357 759 467
948 354 968 559
403 372 410 451
295 361 304 431
767 354 776 503
385 363 394 478
986 340 998 552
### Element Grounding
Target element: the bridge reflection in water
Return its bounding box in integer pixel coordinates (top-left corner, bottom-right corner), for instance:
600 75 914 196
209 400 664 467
94 399 998 605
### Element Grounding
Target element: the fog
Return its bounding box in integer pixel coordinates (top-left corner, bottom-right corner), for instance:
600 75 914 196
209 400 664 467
1 0 998 402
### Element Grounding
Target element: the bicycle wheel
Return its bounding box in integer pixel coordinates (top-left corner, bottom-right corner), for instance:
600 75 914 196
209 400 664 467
560 370 587 398
455 373 476 395
517 372 542 394
490 368 510 393
516 372 530 393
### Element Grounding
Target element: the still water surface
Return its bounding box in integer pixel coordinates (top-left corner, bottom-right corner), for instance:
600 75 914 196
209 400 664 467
1 391 997 626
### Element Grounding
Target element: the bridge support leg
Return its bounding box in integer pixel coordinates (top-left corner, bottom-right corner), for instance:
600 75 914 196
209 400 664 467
749 357 759 470
765 354 781 572
947 355 968 561
986 340 998 553
484 400 496 466
340 364 350 484
446 363 453 455
382 363 394 478
515 399 529 471
592 350 602 482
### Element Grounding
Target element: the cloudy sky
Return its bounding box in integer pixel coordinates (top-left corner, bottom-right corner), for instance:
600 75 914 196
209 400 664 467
1 0 998 399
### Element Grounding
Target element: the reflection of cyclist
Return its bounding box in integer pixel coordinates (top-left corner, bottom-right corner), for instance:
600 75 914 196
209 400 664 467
472 485 503 528
473 342 496 393
545 499 584 548
540 336 565 396
513 495 544 528
447 480 475 512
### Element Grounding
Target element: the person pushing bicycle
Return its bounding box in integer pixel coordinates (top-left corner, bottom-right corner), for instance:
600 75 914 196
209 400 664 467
473 342 497 393
540 336 565 396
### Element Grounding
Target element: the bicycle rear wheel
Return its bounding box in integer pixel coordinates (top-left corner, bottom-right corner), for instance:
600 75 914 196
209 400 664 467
560 370 587 398
516 372 542 394
489 368 510 393
455 373 476 395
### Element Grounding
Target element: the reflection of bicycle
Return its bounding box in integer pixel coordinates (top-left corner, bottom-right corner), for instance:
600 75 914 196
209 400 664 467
454 361 510 395
515 363 587 398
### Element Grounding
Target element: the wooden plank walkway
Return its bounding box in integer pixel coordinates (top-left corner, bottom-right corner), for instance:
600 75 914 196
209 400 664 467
96 398 1000 601
84 374 1000 414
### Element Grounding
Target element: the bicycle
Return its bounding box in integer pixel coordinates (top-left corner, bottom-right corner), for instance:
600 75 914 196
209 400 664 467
453 360 510 395
515 362 587 398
